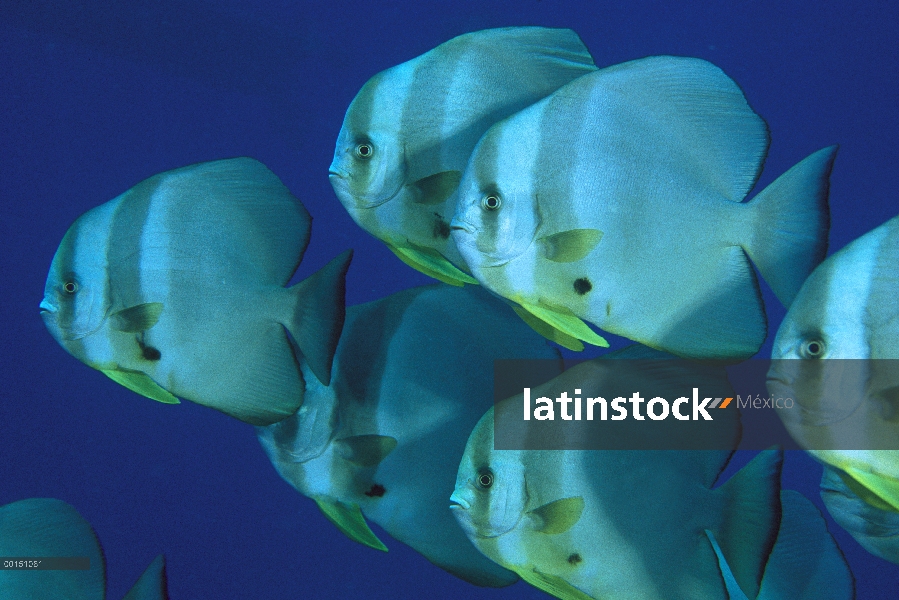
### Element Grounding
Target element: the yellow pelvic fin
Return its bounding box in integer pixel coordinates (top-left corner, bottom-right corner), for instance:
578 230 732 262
519 302 608 349
529 496 585 535
518 569 596 600
101 368 180 405
512 305 584 351
314 498 388 552
837 467 899 513
387 243 478 286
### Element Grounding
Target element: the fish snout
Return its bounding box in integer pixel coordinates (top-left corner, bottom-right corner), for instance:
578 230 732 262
39 308 58 333
449 217 475 235
39 298 58 314
449 489 472 511
765 374 794 390
328 168 401 210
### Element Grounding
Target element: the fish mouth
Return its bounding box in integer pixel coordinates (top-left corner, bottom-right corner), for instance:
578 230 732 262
328 171 403 210
39 299 57 315
449 492 471 511
765 374 793 389
449 217 474 235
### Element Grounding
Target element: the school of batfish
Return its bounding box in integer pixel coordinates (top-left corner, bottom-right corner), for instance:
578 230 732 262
22 25 899 600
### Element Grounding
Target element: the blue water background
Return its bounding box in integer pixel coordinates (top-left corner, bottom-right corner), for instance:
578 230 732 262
1 1 898 597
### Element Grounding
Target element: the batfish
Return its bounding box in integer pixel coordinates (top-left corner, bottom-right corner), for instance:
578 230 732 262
768 214 899 512
257 283 563 587
452 55 836 358
40 158 351 426
451 348 786 599
0 498 168 600
329 27 597 286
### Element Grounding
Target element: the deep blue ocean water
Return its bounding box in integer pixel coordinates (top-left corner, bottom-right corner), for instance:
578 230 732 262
2 1 898 597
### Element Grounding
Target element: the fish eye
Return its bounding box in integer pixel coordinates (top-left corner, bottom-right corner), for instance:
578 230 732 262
476 468 494 490
481 194 501 211
800 339 825 359
354 143 374 159
62 281 79 294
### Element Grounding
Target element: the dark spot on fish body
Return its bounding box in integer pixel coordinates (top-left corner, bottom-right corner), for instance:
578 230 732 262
573 277 592 295
136 333 161 361
364 484 386 498
432 213 451 240
141 345 162 361
567 553 582 565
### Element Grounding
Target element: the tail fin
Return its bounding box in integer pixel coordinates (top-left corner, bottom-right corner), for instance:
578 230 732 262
712 449 784 599
123 554 170 600
757 490 854 599
286 250 353 387
745 146 837 307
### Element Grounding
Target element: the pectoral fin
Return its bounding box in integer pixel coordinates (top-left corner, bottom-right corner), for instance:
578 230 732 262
334 435 398 467
528 496 584 534
387 243 478 286
411 171 462 205
538 229 602 263
519 302 608 349
313 498 388 552
101 368 180 405
874 385 899 421
518 569 596 600
110 303 164 333
512 305 584 351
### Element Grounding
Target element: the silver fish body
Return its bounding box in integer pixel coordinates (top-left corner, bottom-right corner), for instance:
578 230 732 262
41 158 351 426
452 55 836 359
453 352 853 599
257 283 562 587
451 349 781 600
329 27 597 286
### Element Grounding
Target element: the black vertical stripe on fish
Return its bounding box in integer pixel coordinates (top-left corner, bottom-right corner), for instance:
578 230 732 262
345 71 383 145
